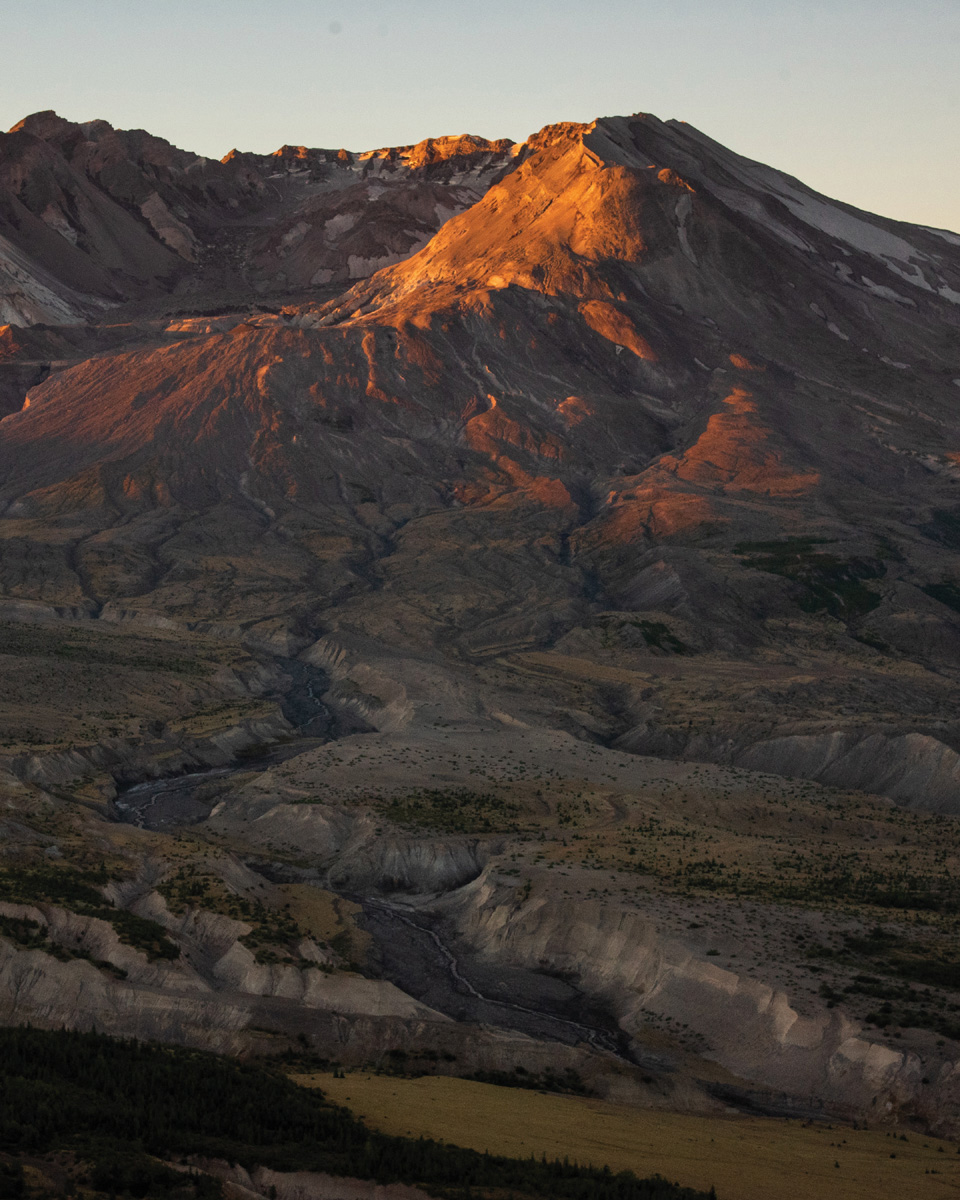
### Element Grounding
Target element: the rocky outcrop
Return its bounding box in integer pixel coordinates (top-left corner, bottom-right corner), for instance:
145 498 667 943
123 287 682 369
618 725 960 813
327 837 487 894
302 633 492 732
0 112 516 324
2 99 960 1141
0 892 638 1088
205 794 487 895
2 707 295 796
0 890 446 1054
440 875 939 1124
735 730 960 813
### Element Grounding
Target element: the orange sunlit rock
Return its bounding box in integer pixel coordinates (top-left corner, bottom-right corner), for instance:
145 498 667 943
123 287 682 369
579 300 658 360
657 167 694 191
464 400 566 462
3 103 960 1138
556 396 595 426
574 483 720 549
661 389 819 496
396 325 443 385
0 325 21 359
729 353 764 371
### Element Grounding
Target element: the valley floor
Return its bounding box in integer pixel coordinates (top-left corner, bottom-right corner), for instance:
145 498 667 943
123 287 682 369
300 1071 960 1200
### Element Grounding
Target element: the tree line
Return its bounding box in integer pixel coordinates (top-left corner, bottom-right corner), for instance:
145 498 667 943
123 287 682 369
0 1026 717 1200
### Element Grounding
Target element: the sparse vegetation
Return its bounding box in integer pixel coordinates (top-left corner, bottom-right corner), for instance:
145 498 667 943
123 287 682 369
464 1065 591 1095
0 865 179 961
921 507 960 551
312 1070 960 1200
734 539 884 619
637 621 688 655
158 867 305 964
0 913 128 979
921 580 960 615
380 787 522 833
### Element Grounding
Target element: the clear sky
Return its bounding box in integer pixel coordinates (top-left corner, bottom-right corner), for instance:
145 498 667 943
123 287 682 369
2 0 958 232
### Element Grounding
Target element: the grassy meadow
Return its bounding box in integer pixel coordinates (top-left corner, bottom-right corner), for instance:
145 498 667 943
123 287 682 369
299 1071 960 1200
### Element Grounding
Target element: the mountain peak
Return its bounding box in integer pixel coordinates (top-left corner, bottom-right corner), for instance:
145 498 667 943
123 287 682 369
7 109 74 138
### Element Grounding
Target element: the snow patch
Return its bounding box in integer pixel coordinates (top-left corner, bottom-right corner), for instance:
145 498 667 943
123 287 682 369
702 146 933 274
887 261 932 292
827 323 850 341
879 355 910 370
860 276 916 306
323 213 357 240
713 187 813 251
702 145 946 308
938 284 960 305
675 192 698 265
776 188 925 265
920 225 960 247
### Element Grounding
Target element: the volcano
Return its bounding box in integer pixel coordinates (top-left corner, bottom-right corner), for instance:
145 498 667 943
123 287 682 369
2 109 960 774
2 107 960 1149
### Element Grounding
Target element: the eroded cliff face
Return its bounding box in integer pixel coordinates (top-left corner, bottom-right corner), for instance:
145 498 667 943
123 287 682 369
613 728 960 814
440 877 936 1122
5 714 960 1129
0 890 439 1045
140 724 960 1133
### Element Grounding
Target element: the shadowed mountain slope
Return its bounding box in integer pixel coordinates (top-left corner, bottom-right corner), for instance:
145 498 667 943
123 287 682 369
1 109 960 796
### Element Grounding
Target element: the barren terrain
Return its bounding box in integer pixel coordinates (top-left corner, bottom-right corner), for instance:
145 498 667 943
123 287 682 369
1 104 960 1196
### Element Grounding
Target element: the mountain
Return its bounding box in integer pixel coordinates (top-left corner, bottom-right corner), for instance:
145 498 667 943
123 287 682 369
0 110 517 327
2 107 960 1150
3 110 960 779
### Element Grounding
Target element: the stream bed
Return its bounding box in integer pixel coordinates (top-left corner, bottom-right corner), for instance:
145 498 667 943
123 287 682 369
358 896 640 1062
112 739 323 831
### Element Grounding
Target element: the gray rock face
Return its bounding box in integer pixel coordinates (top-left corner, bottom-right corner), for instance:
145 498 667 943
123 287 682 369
736 731 960 812
440 878 926 1118
0 893 441 1049
618 726 960 813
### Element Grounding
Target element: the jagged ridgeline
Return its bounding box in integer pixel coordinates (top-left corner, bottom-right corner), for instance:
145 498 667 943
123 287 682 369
0 1026 715 1200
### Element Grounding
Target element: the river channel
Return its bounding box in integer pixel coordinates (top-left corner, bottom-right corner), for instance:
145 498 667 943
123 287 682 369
358 896 640 1062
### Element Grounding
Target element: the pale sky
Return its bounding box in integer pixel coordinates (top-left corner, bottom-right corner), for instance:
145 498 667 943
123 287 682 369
1 0 958 232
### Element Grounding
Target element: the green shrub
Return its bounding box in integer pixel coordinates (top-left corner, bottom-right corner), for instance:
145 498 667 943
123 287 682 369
734 539 884 620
